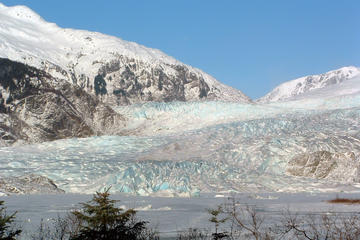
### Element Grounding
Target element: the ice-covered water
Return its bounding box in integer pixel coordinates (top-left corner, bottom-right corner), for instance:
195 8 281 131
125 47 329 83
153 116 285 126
4 192 360 239
1 92 360 195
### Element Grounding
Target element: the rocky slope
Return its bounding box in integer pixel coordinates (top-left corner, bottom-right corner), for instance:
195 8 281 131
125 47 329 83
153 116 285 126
258 66 360 103
0 174 64 195
0 58 126 146
286 151 360 183
0 3 250 105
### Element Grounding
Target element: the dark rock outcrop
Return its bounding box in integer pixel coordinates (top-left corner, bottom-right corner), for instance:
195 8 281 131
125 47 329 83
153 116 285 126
0 58 126 145
76 57 246 106
286 151 360 182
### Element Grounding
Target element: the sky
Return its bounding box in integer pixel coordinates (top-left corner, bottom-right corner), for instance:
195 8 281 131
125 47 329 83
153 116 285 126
1 0 359 99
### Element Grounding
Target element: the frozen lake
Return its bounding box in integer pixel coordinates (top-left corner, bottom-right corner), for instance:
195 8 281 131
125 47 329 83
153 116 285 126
3 192 360 239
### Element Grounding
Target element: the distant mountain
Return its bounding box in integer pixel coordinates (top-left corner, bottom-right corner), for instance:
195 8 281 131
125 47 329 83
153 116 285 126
257 66 360 103
0 3 250 105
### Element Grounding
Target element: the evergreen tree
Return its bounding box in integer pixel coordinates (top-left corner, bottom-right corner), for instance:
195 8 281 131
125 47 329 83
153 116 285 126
0 200 21 240
70 188 149 240
207 205 229 240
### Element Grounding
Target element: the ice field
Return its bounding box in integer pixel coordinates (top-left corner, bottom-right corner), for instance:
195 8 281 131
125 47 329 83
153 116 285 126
1 83 360 196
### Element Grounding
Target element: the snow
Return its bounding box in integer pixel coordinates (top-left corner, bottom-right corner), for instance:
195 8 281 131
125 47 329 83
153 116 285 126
0 4 177 67
290 75 360 100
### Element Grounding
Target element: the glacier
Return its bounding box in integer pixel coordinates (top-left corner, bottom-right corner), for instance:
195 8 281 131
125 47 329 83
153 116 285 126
0 2 359 196
1 90 360 196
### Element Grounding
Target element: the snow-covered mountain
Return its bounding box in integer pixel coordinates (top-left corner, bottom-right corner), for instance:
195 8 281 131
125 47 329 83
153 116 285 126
258 66 360 103
0 3 250 105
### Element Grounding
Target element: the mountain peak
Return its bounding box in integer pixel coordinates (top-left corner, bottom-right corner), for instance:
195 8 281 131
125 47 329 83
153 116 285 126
257 66 360 103
0 3 43 23
333 66 360 76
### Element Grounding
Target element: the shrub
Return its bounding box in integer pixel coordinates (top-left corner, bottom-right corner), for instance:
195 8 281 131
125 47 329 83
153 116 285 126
30 216 71 240
177 228 210 240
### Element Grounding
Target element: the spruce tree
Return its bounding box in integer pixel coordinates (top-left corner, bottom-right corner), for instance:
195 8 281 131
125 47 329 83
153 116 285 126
70 188 148 240
207 205 229 240
0 200 21 240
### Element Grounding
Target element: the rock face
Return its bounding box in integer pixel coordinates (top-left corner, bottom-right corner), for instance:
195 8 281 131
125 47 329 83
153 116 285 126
258 66 360 103
286 151 360 183
0 174 64 195
0 3 251 105
0 58 126 146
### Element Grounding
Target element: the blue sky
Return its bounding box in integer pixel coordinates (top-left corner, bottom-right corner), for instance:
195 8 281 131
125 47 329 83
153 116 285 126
2 0 359 99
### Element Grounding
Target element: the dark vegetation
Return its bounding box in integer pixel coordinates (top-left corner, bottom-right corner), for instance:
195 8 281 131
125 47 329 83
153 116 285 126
27 188 158 240
70 188 154 240
177 197 360 240
0 200 21 240
327 197 360 204
2 191 360 239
